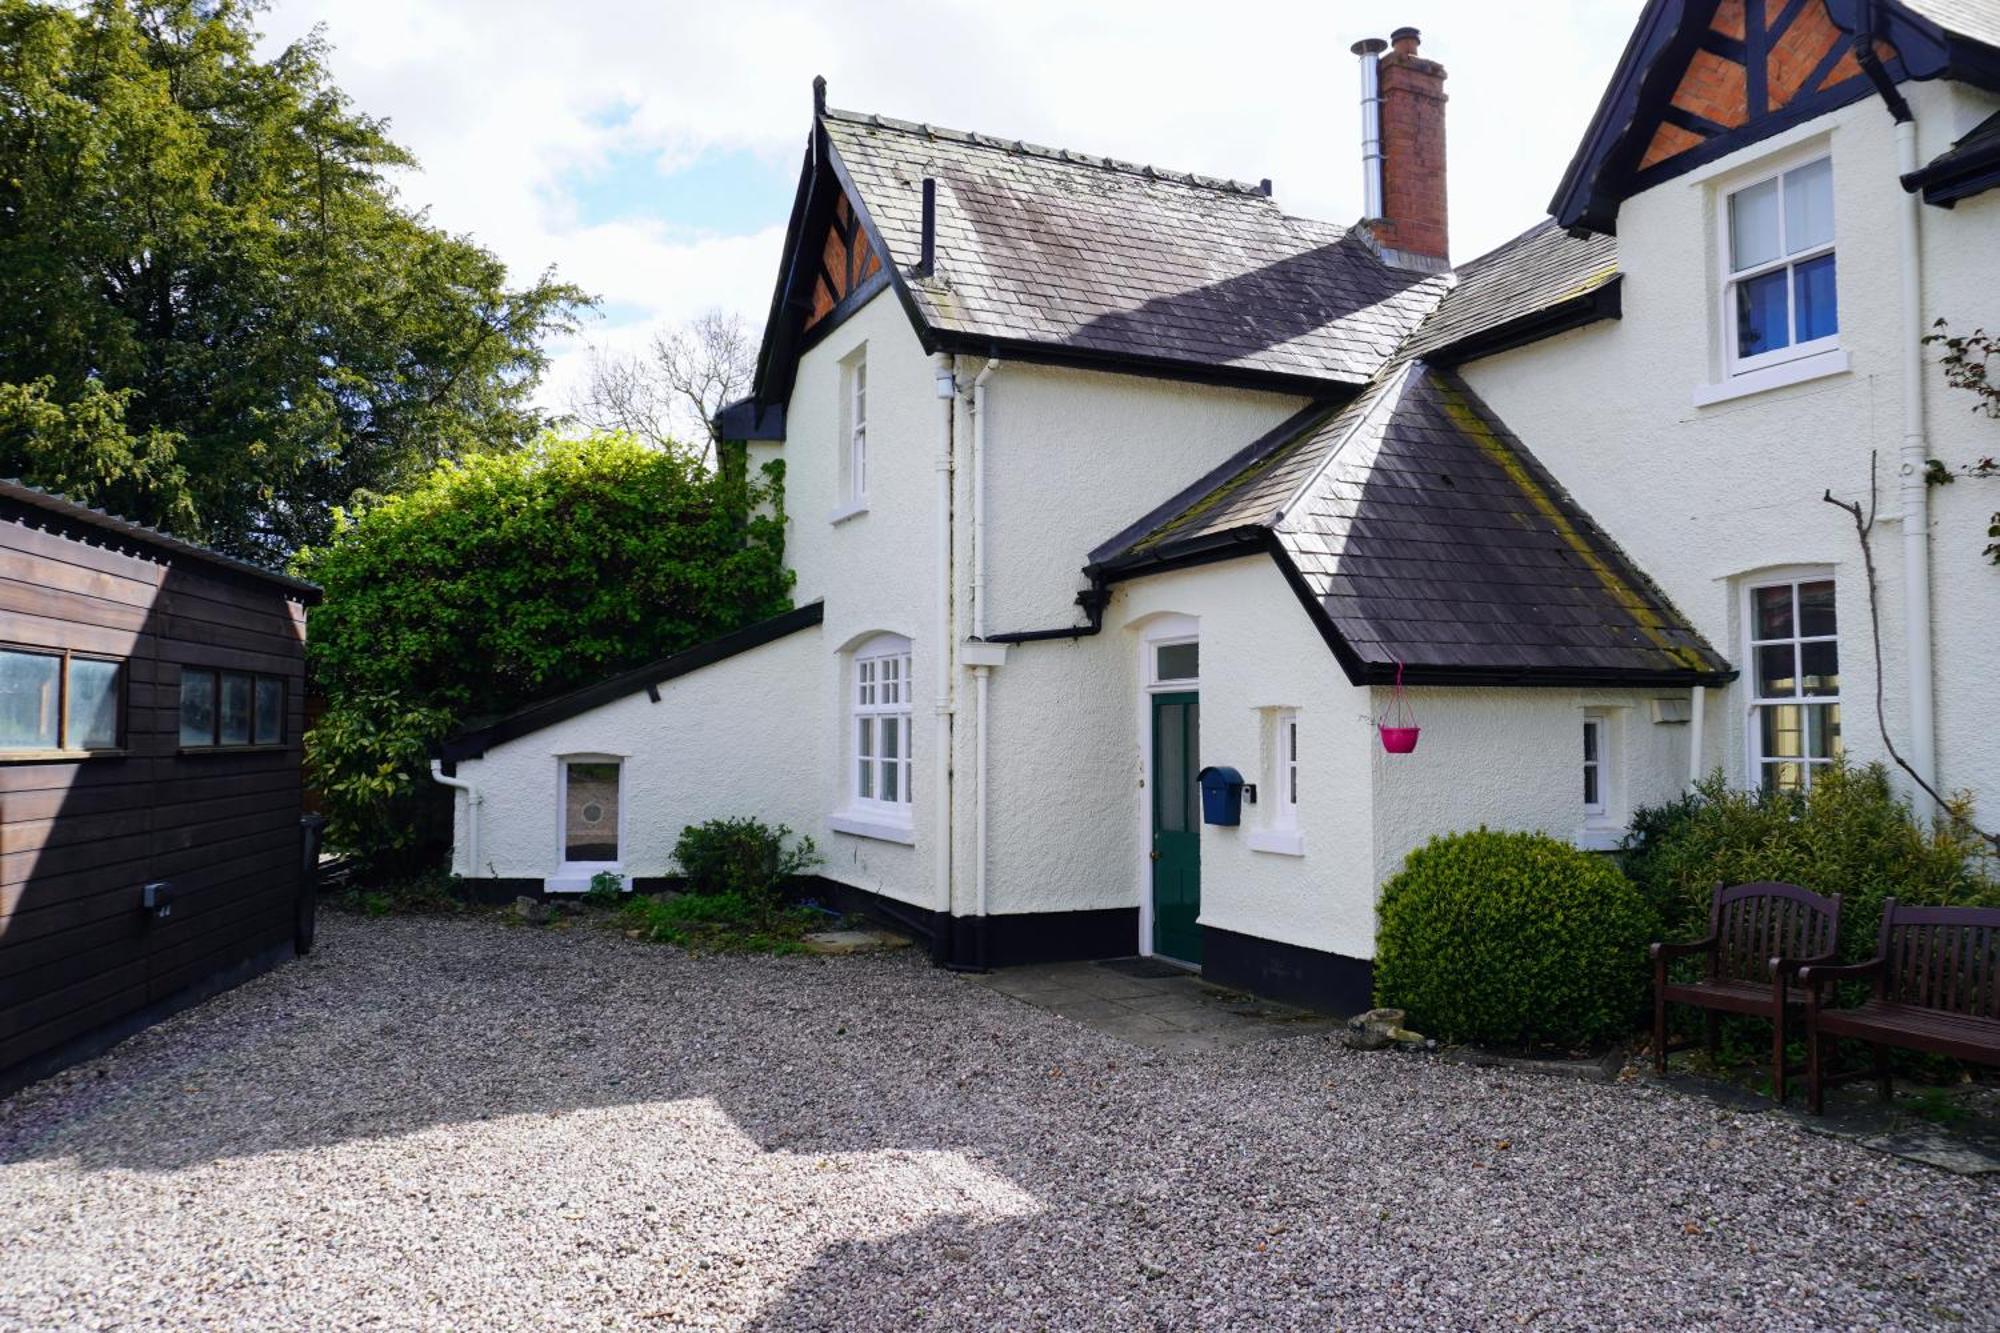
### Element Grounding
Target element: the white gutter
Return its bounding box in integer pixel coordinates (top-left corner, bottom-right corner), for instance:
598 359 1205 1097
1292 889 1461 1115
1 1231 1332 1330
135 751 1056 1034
968 358 1004 954
1893 117 1938 796
429 760 480 879
1687 685 1706 788
932 354 958 932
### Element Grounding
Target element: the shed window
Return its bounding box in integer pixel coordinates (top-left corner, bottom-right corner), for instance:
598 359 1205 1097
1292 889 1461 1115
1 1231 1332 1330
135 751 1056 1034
1724 156 1836 373
181 669 285 749
852 634 913 816
0 648 123 754
1747 577 1841 792
562 760 621 864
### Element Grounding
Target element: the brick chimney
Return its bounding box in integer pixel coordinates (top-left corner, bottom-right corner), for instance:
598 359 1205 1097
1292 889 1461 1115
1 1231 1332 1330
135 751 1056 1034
1370 27 1449 267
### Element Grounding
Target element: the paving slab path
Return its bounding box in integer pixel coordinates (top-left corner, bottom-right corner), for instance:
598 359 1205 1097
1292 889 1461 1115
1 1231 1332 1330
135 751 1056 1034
2 912 1996 1331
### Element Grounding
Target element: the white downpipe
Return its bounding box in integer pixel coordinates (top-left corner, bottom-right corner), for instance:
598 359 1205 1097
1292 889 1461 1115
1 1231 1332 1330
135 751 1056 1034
429 760 480 879
969 358 1002 937
933 354 957 926
1687 685 1707 788
1893 118 1938 797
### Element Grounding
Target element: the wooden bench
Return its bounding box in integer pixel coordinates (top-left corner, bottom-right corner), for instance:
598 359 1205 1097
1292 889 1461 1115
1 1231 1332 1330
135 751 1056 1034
1651 881 1841 1103
1801 899 2000 1114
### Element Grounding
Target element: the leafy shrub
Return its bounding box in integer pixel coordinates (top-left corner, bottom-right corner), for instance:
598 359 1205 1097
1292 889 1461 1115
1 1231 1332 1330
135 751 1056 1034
1624 763 1997 960
583 871 626 907
1375 829 1658 1049
618 890 819 955
293 434 793 869
672 818 821 899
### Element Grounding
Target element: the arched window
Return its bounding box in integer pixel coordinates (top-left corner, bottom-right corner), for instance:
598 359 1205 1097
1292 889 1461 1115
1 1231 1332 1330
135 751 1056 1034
851 633 913 817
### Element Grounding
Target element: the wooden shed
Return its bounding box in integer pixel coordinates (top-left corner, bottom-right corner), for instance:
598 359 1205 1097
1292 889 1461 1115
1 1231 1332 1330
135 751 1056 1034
0 481 319 1093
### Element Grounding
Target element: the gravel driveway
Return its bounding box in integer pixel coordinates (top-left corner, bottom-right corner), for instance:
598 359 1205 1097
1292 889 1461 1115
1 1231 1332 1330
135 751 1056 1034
2 913 1995 1331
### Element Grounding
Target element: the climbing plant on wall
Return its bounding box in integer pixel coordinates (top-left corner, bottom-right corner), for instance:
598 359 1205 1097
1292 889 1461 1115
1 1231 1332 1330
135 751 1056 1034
1922 319 2000 565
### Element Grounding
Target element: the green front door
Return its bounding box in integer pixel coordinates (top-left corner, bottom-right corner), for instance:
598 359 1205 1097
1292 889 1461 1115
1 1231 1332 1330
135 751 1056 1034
1151 691 1201 964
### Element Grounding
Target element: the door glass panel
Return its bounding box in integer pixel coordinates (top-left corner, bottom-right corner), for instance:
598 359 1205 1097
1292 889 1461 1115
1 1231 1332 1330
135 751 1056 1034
69 658 121 749
1155 642 1198 682
1736 268 1791 357
1783 158 1834 252
254 676 284 744
220 672 253 745
564 762 620 862
1158 703 1186 833
0 650 59 748
1729 176 1782 270
179 668 216 745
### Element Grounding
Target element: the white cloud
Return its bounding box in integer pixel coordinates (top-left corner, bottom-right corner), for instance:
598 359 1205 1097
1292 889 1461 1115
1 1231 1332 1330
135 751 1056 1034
257 0 1648 411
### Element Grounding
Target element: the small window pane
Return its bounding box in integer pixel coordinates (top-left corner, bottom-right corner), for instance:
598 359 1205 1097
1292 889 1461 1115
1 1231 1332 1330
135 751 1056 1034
564 762 619 862
220 673 253 745
1797 580 1837 637
1763 760 1805 793
1757 644 1798 698
1753 585 1794 640
0 650 60 749
1783 158 1834 253
1729 176 1782 271
1584 762 1600 807
1792 253 1837 342
1799 639 1840 697
1810 703 1842 761
1582 721 1599 763
254 677 283 744
1155 642 1199 682
180 669 216 746
70 658 120 749
1735 268 1791 358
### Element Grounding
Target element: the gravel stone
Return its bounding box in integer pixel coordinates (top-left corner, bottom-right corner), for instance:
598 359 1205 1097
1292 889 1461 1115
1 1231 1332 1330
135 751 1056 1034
2 912 1995 1330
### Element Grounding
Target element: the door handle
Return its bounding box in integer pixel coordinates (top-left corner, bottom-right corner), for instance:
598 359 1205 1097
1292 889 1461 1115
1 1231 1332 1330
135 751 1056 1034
1149 850 1160 862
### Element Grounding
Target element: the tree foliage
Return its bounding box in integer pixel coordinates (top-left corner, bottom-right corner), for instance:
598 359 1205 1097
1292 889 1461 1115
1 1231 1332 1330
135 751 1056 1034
296 432 793 868
0 0 588 559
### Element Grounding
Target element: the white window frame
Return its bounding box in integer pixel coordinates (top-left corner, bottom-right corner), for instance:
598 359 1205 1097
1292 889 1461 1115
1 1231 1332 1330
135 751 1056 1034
1248 706 1305 857
1743 572 1842 794
1720 151 1837 378
551 753 626 892
1582 715 1608 818
848 353 867 505
1146 635 1200 690
835 633 913 839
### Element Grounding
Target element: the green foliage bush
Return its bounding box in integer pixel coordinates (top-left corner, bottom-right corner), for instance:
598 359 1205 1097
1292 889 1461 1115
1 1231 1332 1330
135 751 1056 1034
1375 829 1658 1049
1624 763 1997 960
295 435 793 869
671 818 821 899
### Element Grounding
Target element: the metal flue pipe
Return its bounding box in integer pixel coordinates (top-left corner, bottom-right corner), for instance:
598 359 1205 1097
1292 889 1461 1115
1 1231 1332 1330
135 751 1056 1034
1352 37 1388 220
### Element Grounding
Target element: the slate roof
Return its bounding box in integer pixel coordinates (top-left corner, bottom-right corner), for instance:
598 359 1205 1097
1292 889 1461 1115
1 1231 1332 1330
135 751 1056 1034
1903 0 2000 50
821 107 1450 388
1398 221 1620 364
1091 362 1731 686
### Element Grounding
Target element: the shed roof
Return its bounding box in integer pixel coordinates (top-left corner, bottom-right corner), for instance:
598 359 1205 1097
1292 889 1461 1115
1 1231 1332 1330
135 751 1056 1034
1092 362 1731 687
0 478 319 599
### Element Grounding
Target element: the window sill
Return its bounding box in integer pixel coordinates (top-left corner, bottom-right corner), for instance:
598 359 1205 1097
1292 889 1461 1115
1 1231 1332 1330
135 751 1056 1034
1573 824 1623 853
828 810 916 845
1691 347 1848 407
1246 828 1305 857
178 743 291 756
0 747 128 764
546 869 628 894
828 498 869 526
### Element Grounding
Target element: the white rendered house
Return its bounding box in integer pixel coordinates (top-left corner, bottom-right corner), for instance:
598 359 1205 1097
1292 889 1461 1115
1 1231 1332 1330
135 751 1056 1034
438 4 2000 1011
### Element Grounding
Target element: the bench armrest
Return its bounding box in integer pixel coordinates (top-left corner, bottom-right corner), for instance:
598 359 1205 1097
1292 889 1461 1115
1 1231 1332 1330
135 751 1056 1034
1798 957 1884 991
1769 950 1838 978
1650 936 1717 963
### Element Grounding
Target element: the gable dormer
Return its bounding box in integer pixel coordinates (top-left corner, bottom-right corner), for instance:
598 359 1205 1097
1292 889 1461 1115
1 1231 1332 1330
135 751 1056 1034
806 193 883 333
1552 0 2000 235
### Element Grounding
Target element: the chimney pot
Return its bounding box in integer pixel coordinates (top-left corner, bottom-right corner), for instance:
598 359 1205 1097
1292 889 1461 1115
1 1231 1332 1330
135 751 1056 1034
1391 26 1420 55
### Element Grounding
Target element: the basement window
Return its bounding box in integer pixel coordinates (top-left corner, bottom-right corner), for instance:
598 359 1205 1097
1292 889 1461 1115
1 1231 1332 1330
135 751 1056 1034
0 647 123 756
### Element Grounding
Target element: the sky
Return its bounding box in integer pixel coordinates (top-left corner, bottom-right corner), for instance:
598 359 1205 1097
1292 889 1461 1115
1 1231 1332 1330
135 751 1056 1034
252 1 1648 415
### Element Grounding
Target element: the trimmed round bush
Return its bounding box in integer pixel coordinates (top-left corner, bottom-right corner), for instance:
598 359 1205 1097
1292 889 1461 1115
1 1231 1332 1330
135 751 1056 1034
1375 829 1658 1049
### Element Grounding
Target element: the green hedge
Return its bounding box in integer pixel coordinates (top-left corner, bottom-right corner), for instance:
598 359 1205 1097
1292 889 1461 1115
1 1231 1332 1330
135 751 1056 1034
1375 829 1657 1049
1624 763 1997 961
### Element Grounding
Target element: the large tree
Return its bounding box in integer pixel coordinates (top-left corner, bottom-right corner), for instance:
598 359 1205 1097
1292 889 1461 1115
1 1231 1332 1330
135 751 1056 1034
0 0 588 559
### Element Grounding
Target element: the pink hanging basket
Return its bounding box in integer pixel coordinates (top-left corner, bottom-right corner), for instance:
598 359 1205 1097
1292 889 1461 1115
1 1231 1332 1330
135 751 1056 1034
1376 660 1421 755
